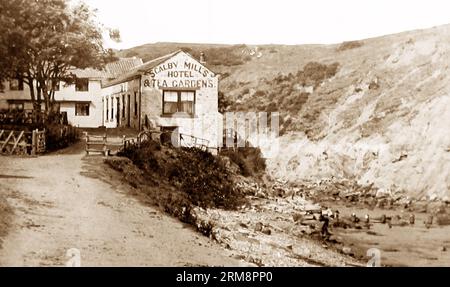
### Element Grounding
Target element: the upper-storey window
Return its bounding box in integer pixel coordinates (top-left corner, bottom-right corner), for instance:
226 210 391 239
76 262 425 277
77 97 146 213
9 78 24 91
75 78 89 92
162 90 195 116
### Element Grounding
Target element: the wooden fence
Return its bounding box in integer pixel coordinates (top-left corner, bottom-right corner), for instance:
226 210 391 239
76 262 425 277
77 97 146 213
0 109 48 125
0 129 45 156
85 133 126 156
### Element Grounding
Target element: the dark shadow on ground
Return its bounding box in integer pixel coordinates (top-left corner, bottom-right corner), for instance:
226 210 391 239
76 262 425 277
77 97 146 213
0 175 33 179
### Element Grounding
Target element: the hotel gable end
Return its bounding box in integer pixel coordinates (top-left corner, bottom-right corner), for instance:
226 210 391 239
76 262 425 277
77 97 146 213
102 50 222 148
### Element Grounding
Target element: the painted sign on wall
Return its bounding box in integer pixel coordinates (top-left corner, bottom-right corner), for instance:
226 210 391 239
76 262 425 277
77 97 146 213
143 57 216 89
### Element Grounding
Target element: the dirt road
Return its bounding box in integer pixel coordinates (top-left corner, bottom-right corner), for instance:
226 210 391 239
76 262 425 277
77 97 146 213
0 144 242 267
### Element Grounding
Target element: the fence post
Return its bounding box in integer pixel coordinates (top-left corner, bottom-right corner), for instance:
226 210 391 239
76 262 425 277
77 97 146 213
103 134 107 156
31 129 37 156
43 128 46 151
85 133 89 155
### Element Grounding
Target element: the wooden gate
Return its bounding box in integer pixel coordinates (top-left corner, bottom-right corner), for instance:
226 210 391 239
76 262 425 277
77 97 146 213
32 129 46 155
0 129 46 156
0 130 29 155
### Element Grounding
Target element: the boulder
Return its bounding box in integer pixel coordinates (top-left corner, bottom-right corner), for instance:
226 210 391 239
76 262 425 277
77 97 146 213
342 246 353 255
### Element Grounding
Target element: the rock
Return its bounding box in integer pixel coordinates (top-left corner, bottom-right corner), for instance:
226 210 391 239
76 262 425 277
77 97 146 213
342 247 353 255
261 227 272 235
380 214 387 224
305 204 321 213
436 214 450 226
442 246 447 252
292 213 303 222
328 235 343 244
412 201 428 213
254 222 263 232
424 215 434 228
300 219 318 227
376 198 387 208
428 202 447 214
409 214 415 225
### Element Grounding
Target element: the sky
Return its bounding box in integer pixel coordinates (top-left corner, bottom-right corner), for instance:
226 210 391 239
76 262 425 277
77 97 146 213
83 0 450 50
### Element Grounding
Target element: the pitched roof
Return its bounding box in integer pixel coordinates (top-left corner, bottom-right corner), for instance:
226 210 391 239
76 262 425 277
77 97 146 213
105 57 143 78
71 68 108 79
102 50 181 88
69 57 143 81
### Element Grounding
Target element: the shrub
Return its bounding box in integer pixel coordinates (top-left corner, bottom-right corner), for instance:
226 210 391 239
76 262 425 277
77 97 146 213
254 90 266 97
203 46 250 66
220 147 266 177
337 41 364 51
0 110 80 152
45 123 80 151
119 140 246 210
171 148 245 209
218 91 232 113
302 62 340 86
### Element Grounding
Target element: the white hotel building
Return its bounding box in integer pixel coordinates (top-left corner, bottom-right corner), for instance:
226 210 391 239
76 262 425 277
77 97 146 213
0 51 223 147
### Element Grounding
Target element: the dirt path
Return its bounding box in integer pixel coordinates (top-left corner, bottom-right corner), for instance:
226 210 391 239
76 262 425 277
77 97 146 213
0 145 242 267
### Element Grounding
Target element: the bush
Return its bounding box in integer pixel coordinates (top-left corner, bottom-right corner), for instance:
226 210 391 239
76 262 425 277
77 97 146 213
301 62 340 86
45 123 80 151
119 140 246 210
218 91 232 113
169 148 245 209
337 41 364 51
220 147 266 177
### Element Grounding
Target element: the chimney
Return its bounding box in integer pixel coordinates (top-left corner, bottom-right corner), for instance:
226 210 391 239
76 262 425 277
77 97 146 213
199 52 206 64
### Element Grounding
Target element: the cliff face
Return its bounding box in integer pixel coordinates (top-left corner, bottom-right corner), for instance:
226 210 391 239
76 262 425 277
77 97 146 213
260 25 450 200
120 24 450 199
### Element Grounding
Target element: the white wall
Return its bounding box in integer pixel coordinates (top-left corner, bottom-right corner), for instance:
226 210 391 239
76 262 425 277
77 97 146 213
0 79 104 128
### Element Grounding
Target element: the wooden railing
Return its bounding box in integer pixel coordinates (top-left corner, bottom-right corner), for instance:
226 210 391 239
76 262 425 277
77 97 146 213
122 129 215 154
179 133 210 151
85 133 126 156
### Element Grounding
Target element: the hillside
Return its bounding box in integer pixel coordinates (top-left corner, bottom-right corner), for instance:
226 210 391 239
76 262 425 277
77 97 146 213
118 24 450 200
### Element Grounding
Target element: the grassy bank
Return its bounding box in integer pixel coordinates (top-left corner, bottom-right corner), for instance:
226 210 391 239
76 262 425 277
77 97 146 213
104 140 266 236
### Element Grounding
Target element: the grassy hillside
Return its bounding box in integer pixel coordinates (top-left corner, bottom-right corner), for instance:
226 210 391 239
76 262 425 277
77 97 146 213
118 24 450 200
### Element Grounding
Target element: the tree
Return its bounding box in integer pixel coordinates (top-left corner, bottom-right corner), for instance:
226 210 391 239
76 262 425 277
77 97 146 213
0 0 119 115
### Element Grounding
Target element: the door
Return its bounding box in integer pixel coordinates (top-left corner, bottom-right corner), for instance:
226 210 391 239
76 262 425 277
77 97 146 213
127 94 131 127
116 97 120 127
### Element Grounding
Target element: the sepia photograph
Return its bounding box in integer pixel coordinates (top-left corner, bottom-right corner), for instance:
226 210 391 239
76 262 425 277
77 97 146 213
0 0 449 274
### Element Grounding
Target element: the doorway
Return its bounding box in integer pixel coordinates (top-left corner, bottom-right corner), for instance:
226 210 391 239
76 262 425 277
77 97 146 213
127 94 131 127
116 97 120 127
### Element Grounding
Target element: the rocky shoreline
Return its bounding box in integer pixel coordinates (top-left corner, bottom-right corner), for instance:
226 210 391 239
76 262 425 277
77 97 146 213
192 177 450 266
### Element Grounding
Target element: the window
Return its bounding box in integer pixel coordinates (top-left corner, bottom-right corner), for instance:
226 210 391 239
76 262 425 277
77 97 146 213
9 78 24 91
122 94 125 117
9 103 24 111
111 99 114 121
106 97 109 121
134 92 138 117
75 103 89 116
75 78 89 92
163 90 195 116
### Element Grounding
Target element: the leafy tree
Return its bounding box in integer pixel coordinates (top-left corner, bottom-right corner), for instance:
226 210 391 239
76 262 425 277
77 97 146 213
218 91 232 113
0 0 119 114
